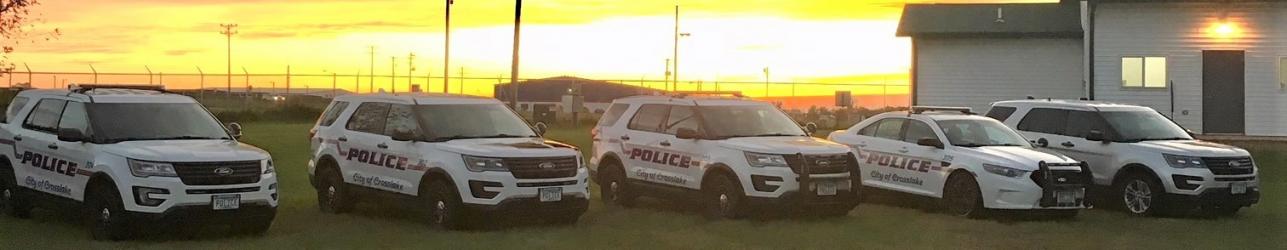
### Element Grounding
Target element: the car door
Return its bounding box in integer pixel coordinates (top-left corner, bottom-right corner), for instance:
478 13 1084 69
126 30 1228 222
620 104 672 186
1051 110 1114 178
898 118 948 196
855 118 919 193
341 102 405 193
1015 107 1068 155
657 103 704 189
379 103 422 195
52 101 94 201
14 98 80 199
592 103 630 165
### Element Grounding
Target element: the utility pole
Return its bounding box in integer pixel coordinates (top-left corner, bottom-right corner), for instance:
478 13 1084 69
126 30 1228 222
509 0 523 108
391 56 397 93
408 53 416 93
368 46 375 94
221 24 238 96
459 67 465 95
286 65 291 96
445 0 454 94
672 5 679 92
664 59 671 91
763 67 770 99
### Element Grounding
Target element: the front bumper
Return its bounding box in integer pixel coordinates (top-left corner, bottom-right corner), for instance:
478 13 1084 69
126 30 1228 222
462 195 589 220
122 174 279 214
457 168 591 207
1161 187 1261 209
744 171 859 211
980 164 1088 210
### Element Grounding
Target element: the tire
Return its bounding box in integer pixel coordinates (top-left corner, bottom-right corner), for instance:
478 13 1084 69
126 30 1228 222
1 167 32 219
1116 172 1163 216
943 173 988 219
598 162 636 207
86 182 132 241
422 180 464 230
703 173 746 219
316 167 354 214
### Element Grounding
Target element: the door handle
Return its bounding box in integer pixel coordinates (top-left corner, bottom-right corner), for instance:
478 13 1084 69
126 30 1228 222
377 143 388 149
1061 141 1075 148
12 136 21 142
660 141 671 147
620 135 631 141
337 137 348 142
897 147 909 153
47 144 58 150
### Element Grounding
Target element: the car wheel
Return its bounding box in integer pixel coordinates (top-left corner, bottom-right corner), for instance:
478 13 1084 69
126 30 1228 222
86 182 132 241
598 163 635 207
943 173 987 218
1 167 32 219
423 180 464 230
703 173 746 219
317 167 354 214
1117 172 1162 216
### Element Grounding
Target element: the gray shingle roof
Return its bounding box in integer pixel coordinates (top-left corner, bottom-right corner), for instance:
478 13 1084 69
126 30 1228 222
897 3 1083 38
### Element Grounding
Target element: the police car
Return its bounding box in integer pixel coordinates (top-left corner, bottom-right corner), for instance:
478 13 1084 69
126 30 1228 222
988 99 1260 216
308 93 588 229
590 93 858 219
0 85 277 240
828 107 1088 218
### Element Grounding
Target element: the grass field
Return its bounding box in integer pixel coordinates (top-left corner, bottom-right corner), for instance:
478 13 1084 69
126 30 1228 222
1 122 1284 249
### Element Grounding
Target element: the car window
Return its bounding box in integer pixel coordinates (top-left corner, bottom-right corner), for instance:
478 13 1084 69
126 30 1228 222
23 99 67 133
1063 111 1100 138
316 101 350 127
873 118 906 141
1017 108 1068 134
902 120 937 143
663 105 701 135
4 97 29 124
597 103 629 127
384 104 420 137
985 106 1017 121
627 104 668 133
57 102 90 134
346 102 391 134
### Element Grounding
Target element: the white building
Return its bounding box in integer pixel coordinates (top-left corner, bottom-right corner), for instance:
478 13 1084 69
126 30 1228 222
900 0 1287 136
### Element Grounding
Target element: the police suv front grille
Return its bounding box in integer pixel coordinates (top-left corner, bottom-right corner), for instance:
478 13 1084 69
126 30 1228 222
172 161 262 186
1202 157 1255 175
784 154 853 175
1029 169 1088 188
505 157 578 179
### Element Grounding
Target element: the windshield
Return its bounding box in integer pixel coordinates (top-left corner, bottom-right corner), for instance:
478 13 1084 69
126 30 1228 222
88 103 231 143
414 104 537 141
699 105 806 138
1101 111 1191 141
936 119 1031 147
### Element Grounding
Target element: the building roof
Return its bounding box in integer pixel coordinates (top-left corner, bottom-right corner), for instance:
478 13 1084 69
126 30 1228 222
897 3 1083 38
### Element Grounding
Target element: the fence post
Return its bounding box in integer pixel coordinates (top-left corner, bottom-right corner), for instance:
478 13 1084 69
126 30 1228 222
145 65 153 85
89 64 98 84
24 63 31 88
332 73 337 98
197 66 205 101
242 67 250 107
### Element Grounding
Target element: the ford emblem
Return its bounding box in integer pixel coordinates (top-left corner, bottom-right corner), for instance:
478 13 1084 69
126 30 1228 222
214 167 235 176
816 160 831 167
1228 161 1242 168
538 162 556 170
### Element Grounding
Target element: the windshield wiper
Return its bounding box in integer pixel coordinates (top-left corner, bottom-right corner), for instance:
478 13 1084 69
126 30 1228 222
730 133 804 138
1142 137 1191 141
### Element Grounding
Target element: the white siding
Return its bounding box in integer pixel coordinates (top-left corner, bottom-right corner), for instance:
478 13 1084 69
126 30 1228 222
916 38 1085 113
1094 2 1287 136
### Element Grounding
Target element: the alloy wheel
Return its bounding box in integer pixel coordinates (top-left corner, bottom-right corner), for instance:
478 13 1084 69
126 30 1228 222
1123 180 1152 214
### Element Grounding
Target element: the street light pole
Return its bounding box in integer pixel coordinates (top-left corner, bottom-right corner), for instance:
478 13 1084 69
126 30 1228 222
509 0 522 109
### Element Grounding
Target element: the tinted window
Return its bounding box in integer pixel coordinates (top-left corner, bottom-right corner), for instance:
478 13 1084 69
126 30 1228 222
597 103 629 127
699 105 806 138
87 103 232 143
346 102 390 134
58 102 89 133
317 101 350 127
627 104 668 132
873 119 906 140
903 120 937 143
23 99 67 133
663 105 701 135
857 122 878 136
416 104 537 140
1063 111 1100 138
385 104 420 137
985 106 1017 121
1101 111 1191 141
5 97 29 123
1017 108 1068 134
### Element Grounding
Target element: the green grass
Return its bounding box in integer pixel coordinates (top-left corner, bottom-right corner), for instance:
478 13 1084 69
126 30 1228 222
1 122 1284 249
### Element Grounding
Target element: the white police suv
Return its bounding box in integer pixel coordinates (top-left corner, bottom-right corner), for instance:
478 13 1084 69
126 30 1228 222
0 85 277 240
308 93 588 229
829 107 1088 218
987 99 1259 217
591 93 858 219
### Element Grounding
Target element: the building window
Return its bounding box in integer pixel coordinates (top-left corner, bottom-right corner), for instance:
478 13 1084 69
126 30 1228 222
1122 56 1167 88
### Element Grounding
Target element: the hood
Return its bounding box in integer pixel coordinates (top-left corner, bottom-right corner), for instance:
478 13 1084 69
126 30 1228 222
104 140 270 162
957 146 1078 171
435 137 579 158
1132 140 1249 157
717 136 850 155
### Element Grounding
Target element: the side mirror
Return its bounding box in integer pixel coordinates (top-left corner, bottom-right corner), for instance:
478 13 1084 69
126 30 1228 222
675 128 702 140
804 122 818 136
391 129 417 142
1086 129 1106 142
916 137 945 149
1184 128 1196 138
227 122 243 139
57 128 88 142
534 122 548 136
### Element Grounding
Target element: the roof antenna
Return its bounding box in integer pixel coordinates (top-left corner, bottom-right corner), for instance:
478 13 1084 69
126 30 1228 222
995 7 1006 23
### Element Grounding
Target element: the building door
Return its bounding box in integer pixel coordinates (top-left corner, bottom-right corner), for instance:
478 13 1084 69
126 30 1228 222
1202 50 1245 134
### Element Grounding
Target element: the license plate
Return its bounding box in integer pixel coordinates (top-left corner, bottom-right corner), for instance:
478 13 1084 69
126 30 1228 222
212 194 241 210
1055 190 1079 204
1231 182 1248 194
539 187 562 202
817 181 838 196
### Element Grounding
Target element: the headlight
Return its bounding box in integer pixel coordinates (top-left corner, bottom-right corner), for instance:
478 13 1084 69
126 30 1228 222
1163 154 1205 168
462 155 508 172
128 159 177 177
577 154 587 170
264 159 276 174
744 152 789 168
982 164 1029 178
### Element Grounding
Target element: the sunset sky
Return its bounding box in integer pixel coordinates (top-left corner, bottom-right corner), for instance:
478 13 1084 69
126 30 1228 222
0 0 1049 97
